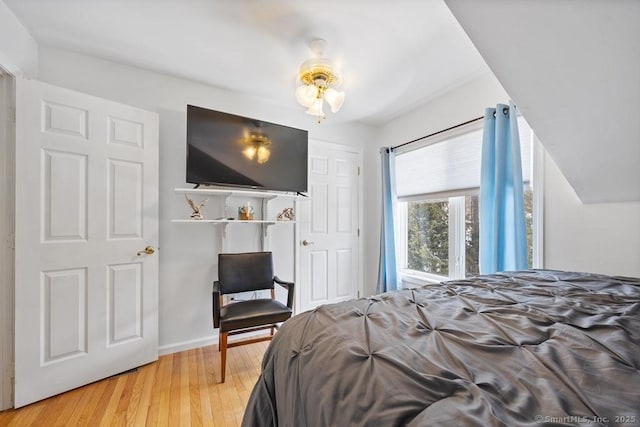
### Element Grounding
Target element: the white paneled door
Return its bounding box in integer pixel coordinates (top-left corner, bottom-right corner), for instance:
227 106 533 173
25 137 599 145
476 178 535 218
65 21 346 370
299 142 360 313
14 79 159 407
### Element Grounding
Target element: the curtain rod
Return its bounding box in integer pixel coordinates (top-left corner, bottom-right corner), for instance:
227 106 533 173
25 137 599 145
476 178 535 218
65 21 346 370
391 115 484 151
391 105 515 152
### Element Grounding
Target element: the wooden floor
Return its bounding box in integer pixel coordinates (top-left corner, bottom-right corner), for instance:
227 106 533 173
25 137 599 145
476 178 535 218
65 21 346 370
0 340 269 427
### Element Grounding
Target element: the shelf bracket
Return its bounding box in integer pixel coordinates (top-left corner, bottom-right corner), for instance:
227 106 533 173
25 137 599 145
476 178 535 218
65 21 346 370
221 223 228 240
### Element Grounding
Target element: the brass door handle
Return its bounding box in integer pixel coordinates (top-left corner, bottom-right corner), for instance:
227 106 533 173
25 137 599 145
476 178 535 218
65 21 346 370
301 240 315 246
137 246 155 256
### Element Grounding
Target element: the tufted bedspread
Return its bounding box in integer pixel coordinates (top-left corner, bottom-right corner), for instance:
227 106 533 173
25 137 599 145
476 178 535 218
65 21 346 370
241 270 640 427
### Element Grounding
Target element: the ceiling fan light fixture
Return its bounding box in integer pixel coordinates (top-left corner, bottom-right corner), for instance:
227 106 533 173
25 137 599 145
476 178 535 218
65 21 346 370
324 88 345 113
295 84 318 108
305 98 325 117
296 39 345 122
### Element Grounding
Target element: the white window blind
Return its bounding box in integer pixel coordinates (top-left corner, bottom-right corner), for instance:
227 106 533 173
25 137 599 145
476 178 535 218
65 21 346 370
395 117 532 201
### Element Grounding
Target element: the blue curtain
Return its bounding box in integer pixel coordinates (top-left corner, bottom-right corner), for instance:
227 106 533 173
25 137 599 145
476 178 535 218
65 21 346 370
479 102 528 274
377 147 398 293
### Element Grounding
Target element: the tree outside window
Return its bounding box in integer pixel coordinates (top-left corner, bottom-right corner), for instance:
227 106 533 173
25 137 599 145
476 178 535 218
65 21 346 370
407 200 449 275
405 188 533 279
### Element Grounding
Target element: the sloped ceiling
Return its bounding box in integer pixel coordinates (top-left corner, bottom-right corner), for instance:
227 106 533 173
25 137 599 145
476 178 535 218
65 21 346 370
445 0 640 203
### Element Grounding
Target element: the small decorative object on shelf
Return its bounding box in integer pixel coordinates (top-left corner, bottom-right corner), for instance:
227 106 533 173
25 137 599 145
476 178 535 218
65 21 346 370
185 194 208 220
277 207 295 221
239 202 255 220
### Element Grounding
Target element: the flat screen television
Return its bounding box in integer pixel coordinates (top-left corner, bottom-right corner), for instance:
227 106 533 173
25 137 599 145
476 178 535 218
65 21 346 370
186 105 308 193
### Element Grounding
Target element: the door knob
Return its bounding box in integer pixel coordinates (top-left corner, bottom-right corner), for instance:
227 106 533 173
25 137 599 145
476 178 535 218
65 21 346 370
301 240 314 246
137 246 155 256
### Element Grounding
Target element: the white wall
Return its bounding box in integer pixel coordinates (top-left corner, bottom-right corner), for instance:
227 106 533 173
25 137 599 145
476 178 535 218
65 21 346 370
362 72 509 295
543 153 640 277
0 0 37 77
37 45 375 353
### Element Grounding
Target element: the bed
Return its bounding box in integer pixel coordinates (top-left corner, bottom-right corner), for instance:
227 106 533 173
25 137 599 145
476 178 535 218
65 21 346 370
242 270 640 427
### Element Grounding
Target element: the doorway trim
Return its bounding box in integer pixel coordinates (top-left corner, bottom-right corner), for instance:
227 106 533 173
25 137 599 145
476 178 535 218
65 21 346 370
0 67 16 410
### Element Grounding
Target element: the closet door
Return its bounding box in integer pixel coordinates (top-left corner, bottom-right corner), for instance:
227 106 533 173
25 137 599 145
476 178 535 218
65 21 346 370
299 142 360 313
14 78 159 407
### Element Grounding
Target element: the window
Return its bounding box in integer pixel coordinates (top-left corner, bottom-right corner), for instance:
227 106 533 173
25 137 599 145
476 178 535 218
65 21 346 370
395 118 540 281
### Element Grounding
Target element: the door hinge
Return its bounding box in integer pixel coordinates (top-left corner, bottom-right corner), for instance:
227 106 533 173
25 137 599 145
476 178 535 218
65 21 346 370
7 233 15 250
357 291 360 298
8 106 16 124
357 228 360 237
357 166 360 176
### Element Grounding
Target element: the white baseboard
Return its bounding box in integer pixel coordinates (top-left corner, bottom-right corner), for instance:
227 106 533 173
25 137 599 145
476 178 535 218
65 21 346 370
158 335 218 356
158 329 273 356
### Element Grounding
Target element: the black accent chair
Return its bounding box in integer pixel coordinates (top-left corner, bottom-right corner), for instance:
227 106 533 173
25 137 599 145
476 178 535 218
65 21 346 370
212 251 294 382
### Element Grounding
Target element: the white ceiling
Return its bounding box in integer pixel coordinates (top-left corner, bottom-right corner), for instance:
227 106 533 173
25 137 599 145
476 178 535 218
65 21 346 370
4 0 490 126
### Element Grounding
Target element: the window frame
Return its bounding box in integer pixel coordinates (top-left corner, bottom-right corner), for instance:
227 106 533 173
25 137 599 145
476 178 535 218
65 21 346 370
395 120 544 284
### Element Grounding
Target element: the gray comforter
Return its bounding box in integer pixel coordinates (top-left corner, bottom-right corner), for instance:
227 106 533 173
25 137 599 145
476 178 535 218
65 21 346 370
242 270 640 427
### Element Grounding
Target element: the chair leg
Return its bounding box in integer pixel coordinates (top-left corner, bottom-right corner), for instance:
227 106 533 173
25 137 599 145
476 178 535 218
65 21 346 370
220 331 228 383
270 326 275 336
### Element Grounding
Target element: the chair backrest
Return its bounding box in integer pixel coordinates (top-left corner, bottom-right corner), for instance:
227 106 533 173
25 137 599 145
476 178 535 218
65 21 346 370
217 251 275 294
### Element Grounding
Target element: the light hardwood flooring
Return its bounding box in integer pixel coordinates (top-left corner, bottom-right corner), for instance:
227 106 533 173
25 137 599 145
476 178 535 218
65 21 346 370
0 340 269 427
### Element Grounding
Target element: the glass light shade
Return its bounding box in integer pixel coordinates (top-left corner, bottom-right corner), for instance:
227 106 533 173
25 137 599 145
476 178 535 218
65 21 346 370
324 88 345 113
295 84 318 108
242 146 256 160
305 98 324 117
257 146 270 164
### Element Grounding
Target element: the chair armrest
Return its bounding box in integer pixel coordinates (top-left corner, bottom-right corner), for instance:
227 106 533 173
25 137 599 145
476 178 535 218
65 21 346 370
212 281 221 328
274 276 295 309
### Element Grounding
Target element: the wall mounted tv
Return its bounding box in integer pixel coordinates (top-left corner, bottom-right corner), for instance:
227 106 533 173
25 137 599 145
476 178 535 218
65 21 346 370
186 105 308 193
